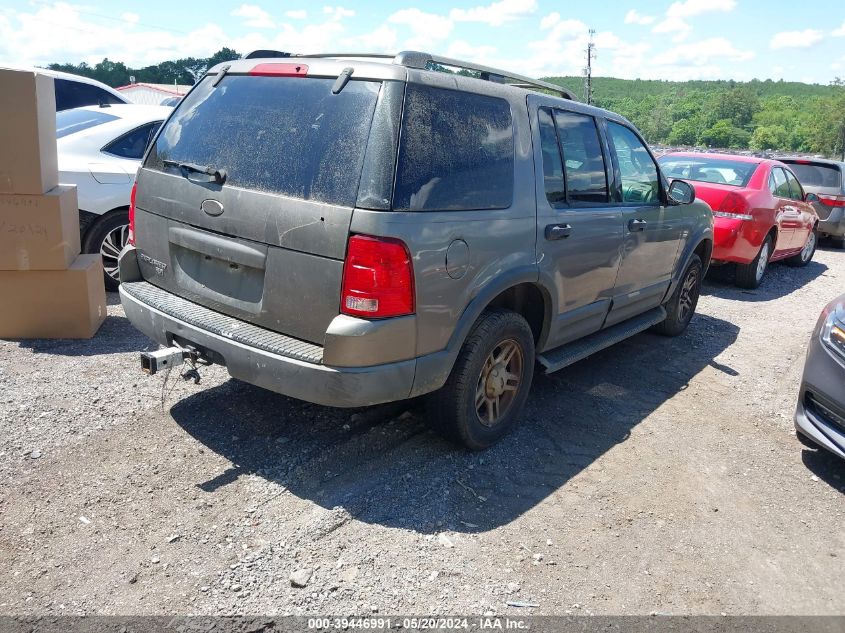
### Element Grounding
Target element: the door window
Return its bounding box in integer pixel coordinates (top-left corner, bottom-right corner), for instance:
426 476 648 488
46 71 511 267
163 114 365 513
607 122 660 204
103 122 162 160
784 169 804 201
770 167 791 199
538 108 565 205
552 110 609 204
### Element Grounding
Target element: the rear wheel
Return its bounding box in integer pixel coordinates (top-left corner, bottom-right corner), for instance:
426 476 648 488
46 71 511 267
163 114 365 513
82 210 130 291
426 309 534 450
786 228 817 267
653 254 702 337
735 235 772 289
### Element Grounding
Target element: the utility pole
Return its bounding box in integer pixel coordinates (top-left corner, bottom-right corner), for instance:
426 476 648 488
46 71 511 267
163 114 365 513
583 29 596 105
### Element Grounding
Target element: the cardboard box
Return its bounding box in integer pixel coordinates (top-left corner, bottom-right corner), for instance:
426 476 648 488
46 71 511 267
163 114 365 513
0 186 81 270
0 68 59 194
0 254 107 339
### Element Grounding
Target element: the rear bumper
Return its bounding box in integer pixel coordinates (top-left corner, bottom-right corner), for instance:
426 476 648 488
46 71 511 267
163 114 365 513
818 207 844 238
120 281 419 408
711 218 760 264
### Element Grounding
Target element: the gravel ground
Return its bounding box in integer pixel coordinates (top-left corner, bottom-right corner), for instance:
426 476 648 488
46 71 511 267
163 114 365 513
0 247 843 616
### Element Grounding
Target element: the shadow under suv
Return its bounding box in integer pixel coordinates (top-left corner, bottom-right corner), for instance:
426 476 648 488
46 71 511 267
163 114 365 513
119 51 713 449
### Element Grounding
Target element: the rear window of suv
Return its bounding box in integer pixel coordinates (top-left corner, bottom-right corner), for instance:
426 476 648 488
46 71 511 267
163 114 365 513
784 162 842 190
394 84 513 211
146 75 382 207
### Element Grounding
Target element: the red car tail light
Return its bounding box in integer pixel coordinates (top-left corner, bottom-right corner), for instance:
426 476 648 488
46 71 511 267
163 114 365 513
341 235 415 318
714 192 753 221
249 63 309 77
818 195 845 208
128 181 137 245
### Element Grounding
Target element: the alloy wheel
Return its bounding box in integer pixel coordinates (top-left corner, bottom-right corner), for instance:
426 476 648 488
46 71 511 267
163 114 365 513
100 223 130 282
755 241 770 283
800 232 816 262
475 339 523 427
678 266 699 323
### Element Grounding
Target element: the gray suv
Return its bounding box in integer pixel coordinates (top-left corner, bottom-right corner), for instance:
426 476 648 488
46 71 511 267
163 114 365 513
779 158 845 248
119 52 713 449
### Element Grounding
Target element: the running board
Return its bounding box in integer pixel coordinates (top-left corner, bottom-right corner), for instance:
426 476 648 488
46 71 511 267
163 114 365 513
537 306 667 374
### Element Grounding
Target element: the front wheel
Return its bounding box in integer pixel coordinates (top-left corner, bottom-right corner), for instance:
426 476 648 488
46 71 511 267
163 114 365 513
652 254 702 337
735 235 772 289
786 228 817 267
82 210 130 291
426 309 535 450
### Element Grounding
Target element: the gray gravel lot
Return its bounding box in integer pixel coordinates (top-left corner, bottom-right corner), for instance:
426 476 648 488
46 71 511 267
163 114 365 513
0 248 843 616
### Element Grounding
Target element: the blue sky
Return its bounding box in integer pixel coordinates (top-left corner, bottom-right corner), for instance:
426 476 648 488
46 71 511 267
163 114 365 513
1 0 844 83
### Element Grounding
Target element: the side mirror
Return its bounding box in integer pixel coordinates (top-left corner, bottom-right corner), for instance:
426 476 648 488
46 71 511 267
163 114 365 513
805 192 820 204
668 179 696 205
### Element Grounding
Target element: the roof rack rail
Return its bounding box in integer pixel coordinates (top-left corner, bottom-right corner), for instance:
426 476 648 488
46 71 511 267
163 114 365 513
294 50 578 101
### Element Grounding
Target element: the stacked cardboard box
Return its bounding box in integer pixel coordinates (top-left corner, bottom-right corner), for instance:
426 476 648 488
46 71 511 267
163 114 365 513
0 68 107 339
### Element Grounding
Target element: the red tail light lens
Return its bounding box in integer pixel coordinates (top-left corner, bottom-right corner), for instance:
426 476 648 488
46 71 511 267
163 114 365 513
341 235 414 318
128 181 137 245
714 192 753 221
819 195 845 208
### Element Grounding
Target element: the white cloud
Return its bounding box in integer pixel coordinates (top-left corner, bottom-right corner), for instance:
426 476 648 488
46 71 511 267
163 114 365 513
539 12 560 29
449 0 537 26
652 37 754 68
341 24 398 53
624 9 655 26
445 40 498 61
285 10 307 20
652 0 735 43
770 29 824 49
231 4 275 29
834 21 845 37
666 0 736 18
388 8 453 49
322 6 354 21
121 12 140 25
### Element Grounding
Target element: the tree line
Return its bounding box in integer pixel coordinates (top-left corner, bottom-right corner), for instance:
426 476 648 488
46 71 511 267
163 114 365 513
548 75 845 159
45 50 845 158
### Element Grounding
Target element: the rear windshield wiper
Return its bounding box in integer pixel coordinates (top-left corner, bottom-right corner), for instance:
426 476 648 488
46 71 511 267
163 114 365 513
162 159 227 185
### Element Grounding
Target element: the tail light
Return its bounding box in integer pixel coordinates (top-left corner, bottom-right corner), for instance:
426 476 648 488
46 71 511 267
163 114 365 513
341 235 414 318
818 195 845 208
249 63 309 77
714 192 753 221
128 181 137 245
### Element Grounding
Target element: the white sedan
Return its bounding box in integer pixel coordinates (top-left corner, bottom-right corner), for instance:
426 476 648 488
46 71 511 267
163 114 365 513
57 104 172 289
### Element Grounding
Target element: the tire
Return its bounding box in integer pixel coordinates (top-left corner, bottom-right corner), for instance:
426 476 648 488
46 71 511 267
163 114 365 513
82 210 130 292
786 228 817 267
652 254 702 337
735 235 772 289
426 309 535 450
830 236 845 249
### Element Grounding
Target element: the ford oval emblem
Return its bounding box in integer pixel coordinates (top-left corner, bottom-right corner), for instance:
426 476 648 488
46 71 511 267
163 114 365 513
201 199 224 216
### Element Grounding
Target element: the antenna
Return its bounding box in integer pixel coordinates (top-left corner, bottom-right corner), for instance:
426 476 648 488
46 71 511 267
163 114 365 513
583 29 596 105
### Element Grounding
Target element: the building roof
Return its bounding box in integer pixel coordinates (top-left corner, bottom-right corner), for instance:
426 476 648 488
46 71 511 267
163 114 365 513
115 83 192 96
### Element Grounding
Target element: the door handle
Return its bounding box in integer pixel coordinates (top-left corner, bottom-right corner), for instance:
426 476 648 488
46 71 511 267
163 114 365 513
545 223 572 240
628 218 647 231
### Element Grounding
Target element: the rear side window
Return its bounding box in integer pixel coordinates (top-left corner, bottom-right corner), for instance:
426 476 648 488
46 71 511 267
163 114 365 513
607 121 659 204
54 78 124 111
147 75 382 207
538 108 565 205
770 167 791 198
552 111 608 204
103 122 161 160
784 169 804 201
786 162 842 189
56 109 118 138
394 85 513 211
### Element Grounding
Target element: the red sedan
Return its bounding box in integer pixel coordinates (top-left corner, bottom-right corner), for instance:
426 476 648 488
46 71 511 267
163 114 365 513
658 152 819 288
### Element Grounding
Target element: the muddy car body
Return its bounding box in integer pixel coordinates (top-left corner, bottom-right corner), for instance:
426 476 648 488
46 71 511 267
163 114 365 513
119 52 713 448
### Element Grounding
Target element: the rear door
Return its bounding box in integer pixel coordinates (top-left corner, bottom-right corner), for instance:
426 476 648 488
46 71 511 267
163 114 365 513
783 167 814 249
604 120 683 326
133 72 385 345
530 100 622 349
769 166 797 252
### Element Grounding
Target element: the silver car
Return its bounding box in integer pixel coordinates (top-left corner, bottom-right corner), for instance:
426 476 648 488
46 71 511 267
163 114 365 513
795 294 845 460
780 158 845 248
118 51 713 449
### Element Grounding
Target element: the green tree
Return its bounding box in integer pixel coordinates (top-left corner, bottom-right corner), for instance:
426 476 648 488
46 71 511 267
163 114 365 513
750 125 789 151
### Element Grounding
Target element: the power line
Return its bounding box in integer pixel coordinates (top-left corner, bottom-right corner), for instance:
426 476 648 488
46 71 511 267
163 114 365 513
27 0 191 35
